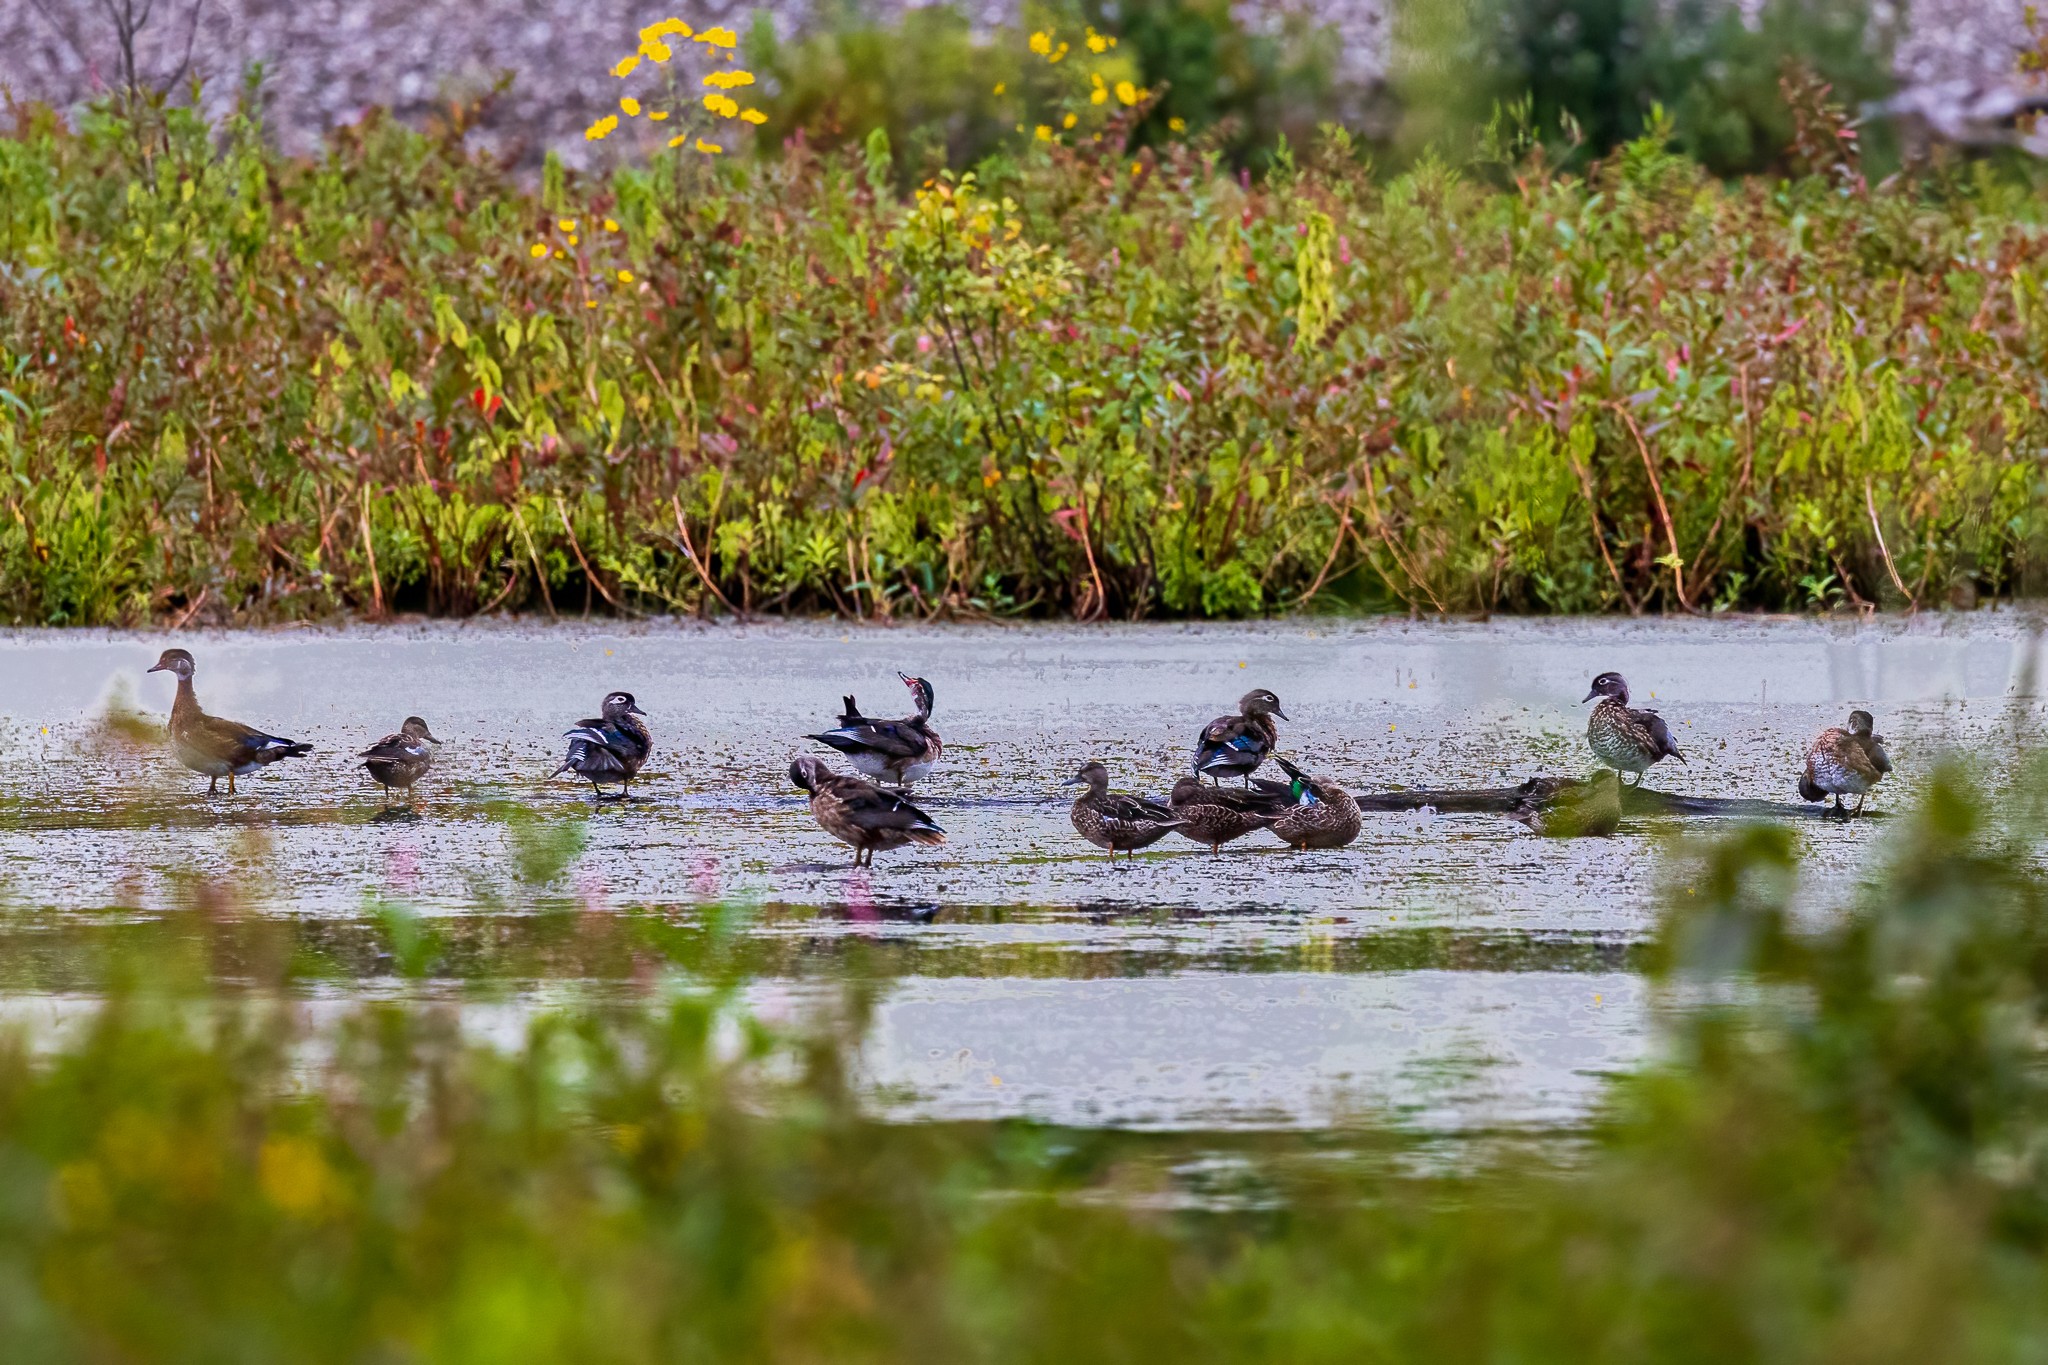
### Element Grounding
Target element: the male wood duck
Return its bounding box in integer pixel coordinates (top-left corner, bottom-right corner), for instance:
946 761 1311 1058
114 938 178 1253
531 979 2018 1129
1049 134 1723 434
550 691 651 799
1249 756 1363 850
1799 709 1892 816
1192 689 1287 785
146 648 312 795
789 755 946 866
1066 761 1184 862
360 716 440 806
806 674 942 786
1168 775 1289 855
1504 769 1622 838
1582 672 1684 784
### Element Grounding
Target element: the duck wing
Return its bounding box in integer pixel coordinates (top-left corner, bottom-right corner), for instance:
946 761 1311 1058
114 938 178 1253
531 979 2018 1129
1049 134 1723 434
357 731 413 761
188 712 312 768
1193 715 1269 772
1098 792 1179 825
808 716 930 759
825 778 946 836
1861 734 1894 775
1633 707 1685 762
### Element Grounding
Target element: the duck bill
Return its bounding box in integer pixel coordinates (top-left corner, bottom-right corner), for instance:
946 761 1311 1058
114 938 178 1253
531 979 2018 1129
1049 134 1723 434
145 662 166 673
1579 689 1597 704
1272 708 1290 721
627 704 647 717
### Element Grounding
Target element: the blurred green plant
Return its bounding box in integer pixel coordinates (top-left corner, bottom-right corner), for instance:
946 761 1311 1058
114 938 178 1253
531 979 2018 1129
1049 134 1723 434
3 758 2048 1358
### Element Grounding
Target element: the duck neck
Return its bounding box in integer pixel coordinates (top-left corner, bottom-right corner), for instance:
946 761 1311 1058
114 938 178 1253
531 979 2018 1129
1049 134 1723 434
171 676 200 725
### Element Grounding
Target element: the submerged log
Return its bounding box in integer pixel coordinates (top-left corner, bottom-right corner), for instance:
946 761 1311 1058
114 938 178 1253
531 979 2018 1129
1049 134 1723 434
1353 781 1883 820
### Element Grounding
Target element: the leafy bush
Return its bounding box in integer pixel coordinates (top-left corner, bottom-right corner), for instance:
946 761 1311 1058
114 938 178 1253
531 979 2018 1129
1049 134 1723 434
2 37 2047 626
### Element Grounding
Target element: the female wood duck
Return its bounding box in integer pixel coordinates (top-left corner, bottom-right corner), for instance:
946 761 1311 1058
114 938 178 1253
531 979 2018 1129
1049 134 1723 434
806 674 942 786
789 755 946 866
1168 775 1289 855
1799 709 1892 816
1582 672 1684 785
146 648 312 795
359 717 440 806
1504 769 1622 838
1250 756 1363 849
1066 761 1184 862
550 691 651 799
1192 689 1287 785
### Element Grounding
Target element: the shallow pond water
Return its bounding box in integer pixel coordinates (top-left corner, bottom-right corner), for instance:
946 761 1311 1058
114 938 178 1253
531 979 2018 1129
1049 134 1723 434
0 613 2039 1134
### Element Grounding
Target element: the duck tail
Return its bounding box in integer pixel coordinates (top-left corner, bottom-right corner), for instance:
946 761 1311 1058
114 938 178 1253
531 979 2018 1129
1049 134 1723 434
905 829 947 847
1798 773 1826 803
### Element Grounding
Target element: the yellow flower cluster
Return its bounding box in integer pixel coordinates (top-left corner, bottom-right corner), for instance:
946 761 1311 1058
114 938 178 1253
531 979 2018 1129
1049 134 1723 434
585 114 619 141
591 16 763 152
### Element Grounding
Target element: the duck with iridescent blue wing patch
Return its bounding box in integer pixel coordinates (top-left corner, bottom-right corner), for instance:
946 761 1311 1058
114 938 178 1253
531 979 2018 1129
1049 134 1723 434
550 691 651 800
1192 688 1286 786
147 648 311 796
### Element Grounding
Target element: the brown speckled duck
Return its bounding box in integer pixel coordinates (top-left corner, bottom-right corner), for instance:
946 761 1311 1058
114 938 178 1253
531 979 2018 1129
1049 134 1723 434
147 648 311 795
1066 761 1183 861
1168 775 1288 855
360 717 440 806
1250 757 1363 849
1799 709 1892 816
1582 672 1684 785
790 755 946 866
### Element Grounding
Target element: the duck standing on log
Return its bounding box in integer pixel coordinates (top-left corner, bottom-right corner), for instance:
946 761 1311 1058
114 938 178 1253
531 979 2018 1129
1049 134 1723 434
360 717 440 807
1582 672 1684 785
1251 756 1363 849
1169 775 1289 854
146 648 312 795
551 691 651 800
1799 709 1892 816
1067 761 1184 862
1192 689 1287 786
789 755 946 866
806 674 942 787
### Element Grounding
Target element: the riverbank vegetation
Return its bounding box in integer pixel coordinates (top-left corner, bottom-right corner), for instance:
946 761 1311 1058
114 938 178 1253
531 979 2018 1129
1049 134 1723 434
3 12 2047 624
0 762 2043 1358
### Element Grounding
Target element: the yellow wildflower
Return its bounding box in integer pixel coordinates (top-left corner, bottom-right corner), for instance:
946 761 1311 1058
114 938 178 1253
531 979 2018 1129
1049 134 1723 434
697 138 724 154
557 218 576 231
612 55 641 78
1050 41 1069 62
1062 112 1077 129
1168 116 1186 132
586 299 597 308
1115 80 1138 105
1028 30 1051 54
992 82 1006 95
529 242 547 258
617 269 634 283
740 108 767 125
1091 86 1107 105
584 115 618 140
668 134 688 148
567 233 578 245
604 218 619 231
620 97 641 116
648 109 670 121
639 39 673 62
703 70 755 89
1035 124 1053 141
1086 28 1108 53
704 93 739 117
693 26 737 47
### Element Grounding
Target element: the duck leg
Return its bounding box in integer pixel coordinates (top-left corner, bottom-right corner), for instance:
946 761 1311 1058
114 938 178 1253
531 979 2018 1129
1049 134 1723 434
228 772 237 796
207 776 218 795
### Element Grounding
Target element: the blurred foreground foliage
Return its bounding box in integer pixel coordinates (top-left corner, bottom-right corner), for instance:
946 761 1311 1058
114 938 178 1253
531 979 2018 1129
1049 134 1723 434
2 7 2046 626
3 764 2048 1359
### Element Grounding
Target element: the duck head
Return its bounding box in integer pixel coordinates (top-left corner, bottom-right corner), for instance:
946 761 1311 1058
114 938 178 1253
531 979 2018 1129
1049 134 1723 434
146 648 196 680
1582 672 1629 705
602 691 647 720
400 716 441 744
1239 689 1287 721
1847 709 1876 736
1065 761 1110 794
790 755 831 793
898 673 936 718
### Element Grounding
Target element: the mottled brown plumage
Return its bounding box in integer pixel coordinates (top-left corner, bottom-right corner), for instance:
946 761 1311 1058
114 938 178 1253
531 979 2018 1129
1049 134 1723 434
790 755 946 866
360 716 440 806
806 674 942 786
1066 762 1183 861
147 648 311 795
1249 757 1363 849
1192 689 1287 785
1800 709 1892 816
1168 775 1287 854
1583 672 1684 784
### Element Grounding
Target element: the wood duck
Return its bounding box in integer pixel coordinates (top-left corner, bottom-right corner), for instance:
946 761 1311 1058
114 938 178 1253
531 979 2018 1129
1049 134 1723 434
146 648 311 794
789 755 946 865
806 674 942 786
1799 709 1892 816
360 716 439 806
1066 761 1184 861
1249 756 1363 849
550 691 651 799
1582 672 1684 785
1192 689 1287 785
1504 769 1622 837
1168 775 1288 855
